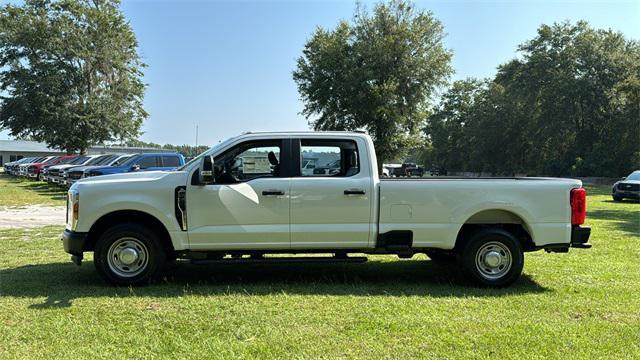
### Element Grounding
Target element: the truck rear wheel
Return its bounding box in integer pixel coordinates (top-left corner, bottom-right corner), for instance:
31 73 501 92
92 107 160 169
94 223 166 286
460 228 524 287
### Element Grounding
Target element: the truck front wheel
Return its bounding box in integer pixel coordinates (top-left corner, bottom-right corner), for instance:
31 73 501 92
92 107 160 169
461 228 524 287
94 224 166 286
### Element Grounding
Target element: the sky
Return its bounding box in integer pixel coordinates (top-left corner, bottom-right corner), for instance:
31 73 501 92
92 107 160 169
1 0 639 146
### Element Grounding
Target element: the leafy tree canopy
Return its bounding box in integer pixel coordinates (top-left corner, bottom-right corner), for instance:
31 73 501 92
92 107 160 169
0 0 147 154
293 0 452 171
425 21 639 177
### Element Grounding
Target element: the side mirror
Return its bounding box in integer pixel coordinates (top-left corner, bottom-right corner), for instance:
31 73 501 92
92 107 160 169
199 155 215 184
131 164 140 171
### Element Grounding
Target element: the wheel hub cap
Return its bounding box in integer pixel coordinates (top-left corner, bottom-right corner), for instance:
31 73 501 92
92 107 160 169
119 247 139 265
484 251 502 268
106 237 149 278
475 241 513 280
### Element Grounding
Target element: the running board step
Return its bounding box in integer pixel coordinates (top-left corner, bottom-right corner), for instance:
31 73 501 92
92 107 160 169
190 256 368 265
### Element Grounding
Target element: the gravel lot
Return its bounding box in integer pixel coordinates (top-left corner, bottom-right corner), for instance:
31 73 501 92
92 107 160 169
0 205 65 229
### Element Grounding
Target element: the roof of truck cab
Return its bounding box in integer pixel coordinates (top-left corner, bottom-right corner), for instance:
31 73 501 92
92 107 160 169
239 131 371 139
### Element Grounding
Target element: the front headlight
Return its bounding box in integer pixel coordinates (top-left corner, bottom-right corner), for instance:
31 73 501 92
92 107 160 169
66 190 79 230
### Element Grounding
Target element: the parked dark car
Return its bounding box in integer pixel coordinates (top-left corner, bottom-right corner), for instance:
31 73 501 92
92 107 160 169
4 157 35 175
86 153 185 177
612 170 640 202
392 163 424 177
64 154 134 186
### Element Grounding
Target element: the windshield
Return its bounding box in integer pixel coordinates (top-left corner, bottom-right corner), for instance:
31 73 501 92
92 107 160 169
177 137 238 171
119 155 141 167
98 155 119 165
44 157 60 164
84 156 107 166
59 157 77 164
113 154 135 166
626 171 640 181
70 156 90 165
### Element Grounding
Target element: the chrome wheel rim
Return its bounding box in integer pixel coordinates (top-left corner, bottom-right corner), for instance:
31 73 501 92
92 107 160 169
107 237 149 278
475 241 512 280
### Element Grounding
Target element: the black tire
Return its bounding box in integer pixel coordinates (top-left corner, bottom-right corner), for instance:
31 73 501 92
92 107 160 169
612 195 623 202
424 249 457 265
93 223 166 286
460 228 524 287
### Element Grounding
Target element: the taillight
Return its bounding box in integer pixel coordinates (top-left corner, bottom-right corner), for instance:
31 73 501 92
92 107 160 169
570 188 586 225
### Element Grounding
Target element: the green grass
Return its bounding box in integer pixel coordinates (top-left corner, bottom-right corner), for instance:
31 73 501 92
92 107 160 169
0 174 66 207
0 185 639 358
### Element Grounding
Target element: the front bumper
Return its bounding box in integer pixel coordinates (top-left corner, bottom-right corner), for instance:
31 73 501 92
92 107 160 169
570 225 591 249
613 189 640 199
62 229 88 255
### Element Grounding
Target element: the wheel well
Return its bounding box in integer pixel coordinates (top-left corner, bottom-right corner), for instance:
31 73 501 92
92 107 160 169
85 210 174 253
455 210 535 251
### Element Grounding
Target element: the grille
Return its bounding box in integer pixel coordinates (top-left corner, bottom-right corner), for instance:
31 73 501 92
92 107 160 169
69 171 83 180
49 169 60 176
618 183 640 191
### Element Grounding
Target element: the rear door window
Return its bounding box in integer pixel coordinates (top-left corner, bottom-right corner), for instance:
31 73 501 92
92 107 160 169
162 156 180 167
299 139 359 177
138 156 160 169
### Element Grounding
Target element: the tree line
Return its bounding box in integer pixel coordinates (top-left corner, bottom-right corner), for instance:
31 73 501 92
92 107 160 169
294 1 639 177
1 1 637 176
423 21 639 177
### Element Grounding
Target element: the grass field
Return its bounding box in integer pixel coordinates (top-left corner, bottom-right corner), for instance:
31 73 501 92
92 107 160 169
0 174 66 207
0 180 638 358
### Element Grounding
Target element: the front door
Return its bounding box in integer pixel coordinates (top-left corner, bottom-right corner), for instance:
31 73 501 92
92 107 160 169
187 139 291 250
290 138 372 249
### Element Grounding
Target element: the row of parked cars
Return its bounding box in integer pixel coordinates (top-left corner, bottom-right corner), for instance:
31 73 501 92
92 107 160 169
3 152 185 187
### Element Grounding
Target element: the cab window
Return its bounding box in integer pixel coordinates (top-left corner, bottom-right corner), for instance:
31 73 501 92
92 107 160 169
299 139 359 177
213 140 282 184
138 156 159 169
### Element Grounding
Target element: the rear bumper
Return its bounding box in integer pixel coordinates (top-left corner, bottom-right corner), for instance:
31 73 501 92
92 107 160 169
541 225 591 252
570 225 591 249
62 229 88 255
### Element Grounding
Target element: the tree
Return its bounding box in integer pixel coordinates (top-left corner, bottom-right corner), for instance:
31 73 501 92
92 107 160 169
293 0 452 172
0 0 147 154
424 21 640 177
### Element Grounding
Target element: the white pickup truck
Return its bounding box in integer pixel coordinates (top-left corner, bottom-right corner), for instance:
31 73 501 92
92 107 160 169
62 132 591 287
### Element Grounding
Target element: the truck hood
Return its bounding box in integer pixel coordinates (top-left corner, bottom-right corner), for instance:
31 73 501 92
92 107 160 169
66 165 104 173
615 180 640 185
49 164 81 171
74 170 180 187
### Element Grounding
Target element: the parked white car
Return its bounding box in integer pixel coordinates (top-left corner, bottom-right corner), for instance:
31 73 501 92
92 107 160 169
62 132 591 286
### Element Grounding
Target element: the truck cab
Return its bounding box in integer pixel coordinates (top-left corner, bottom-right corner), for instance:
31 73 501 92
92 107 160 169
62 132 591 287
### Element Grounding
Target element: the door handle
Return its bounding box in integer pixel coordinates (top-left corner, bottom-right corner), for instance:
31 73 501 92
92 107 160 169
262 190 285 196
344 189 366 195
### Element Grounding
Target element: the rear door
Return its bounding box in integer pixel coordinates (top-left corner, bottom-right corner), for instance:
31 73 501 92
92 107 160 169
289 138 372 249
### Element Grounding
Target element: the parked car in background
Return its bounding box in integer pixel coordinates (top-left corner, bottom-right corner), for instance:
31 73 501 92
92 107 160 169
18 156 53 176
5 157 35 175
390 163 424 177
42 156 77 182
47 155 102 184
313 159 341 175
27 156 73 180
61 154 121 186
85 153 185 177
64 154 134 187
612 170 640 202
